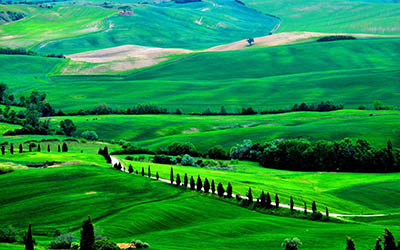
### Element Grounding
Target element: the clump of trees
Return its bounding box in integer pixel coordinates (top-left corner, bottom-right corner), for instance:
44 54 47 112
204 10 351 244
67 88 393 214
317 35 356 42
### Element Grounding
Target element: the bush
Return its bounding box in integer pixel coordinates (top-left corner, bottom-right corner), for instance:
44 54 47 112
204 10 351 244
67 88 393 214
81 130 98 141
93 238 119 250
0 225 18 243
167 142 198 156
153 155 174 165
49 233 75 249
181 154 195 166
125 156 134 160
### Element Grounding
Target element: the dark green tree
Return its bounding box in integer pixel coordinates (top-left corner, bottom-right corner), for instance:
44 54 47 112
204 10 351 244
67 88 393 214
346 237 356 250
58 145 60 152
275 194 279 208
326 207 329 219
226 182 233 198
204 178 210 193
290 196 294 212
60 119 76 136
10 143 13 154
62 143 68 152
383 229 397 250
25 224 34 250
260 191 266 208
19 144 23 153
184 173 188 187
176 173 181 186
37 144 41 152
170 168 174 184
141 167 145 176
148 165 151 178
135 170 138 174
128 165 133 174
211 180 216 194
217 183 224 197
374 238 382 250
266 192 272 208
47 145 50 152
196 175 203 191
247 188 253 203
80 216 95 250
304 202 307 215
312 201 317 214
190 176 195 190
156 172 159 180
1 145 4 155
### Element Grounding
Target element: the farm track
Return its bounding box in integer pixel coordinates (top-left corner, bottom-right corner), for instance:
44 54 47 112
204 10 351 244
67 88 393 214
110 156 387 219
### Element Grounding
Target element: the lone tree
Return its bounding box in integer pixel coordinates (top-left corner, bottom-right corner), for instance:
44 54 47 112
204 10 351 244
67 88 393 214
141 167 145 176
80 216 95 250
204 178 210 193
37 144 41 152
176 173 181 186
19 144 23 153
290 196 294 212
25 224 34 250
190 176 195 190
281 237 302 250
226 182 233 198
266 192 272 208
217 183 224 197
170 168 174 184
1 146 4 155
247 188 253 203
211 180 216 194
29 144 32 152
10 143 13 154
184 173 188 187
312 201 317 214
60 119 76 136
374 238 382 250
247 38 254 46
383 228 397 250
325 207 329 219
148 166 151 178
275 194 280 208
62 143 68 152
260 191 266 208
346 237 356 250
196 175 203 191
58 145 61 152
156 172 159 180
47 145 50 152
128 165 133 174
304 202 307 215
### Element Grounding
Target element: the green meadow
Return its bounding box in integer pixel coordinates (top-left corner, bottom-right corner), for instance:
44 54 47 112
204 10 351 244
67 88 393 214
46 110 400 150
1 165 399 250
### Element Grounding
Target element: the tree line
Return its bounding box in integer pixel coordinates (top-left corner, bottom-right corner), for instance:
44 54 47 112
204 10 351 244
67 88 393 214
1 142 69 155
0 47 64 58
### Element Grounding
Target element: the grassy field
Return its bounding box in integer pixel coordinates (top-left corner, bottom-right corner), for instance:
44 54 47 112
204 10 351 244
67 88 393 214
241 0 400 35
2 38 399 112
34 0 279 54
0 4 116 49
46 110 400 150
1 165 399 250
119 156 400 215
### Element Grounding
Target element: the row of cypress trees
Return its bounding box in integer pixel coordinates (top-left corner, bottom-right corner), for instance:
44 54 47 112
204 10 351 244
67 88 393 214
1 143 68 155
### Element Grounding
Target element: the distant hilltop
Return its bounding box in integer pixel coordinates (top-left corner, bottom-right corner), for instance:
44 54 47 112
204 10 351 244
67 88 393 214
173 0 201 3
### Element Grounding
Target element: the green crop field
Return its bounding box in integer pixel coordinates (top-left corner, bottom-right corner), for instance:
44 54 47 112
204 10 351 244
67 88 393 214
1 165 399 250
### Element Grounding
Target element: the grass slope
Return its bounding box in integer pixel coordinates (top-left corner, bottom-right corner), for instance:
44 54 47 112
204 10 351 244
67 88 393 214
47 110 400 150
34 0 279 54
0 165 399 250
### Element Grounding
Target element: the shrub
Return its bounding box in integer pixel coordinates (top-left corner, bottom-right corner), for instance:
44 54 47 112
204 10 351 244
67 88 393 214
94 238 119 250
49 233 75 249
81 130 98 141
167 142 198 156
281 237 302 250
125 156 134 161
153 155 174 165
0 225 18 243
181 154 195 166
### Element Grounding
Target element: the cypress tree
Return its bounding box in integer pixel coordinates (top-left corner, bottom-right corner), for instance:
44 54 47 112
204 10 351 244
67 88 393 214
326 207 329 219
156 172 159 180
176 174 181 186
25 224 34 250
29 144 32 152
19 144 23 153
80 216 95 250
290 196 294 212
117 163 122 170
247 188 253 203
141 167 145 176
190 176 195 190
304 202 307 215
275 194 279 208
10 143 13 154
47 145 50 152
128 165 133 174
196 175 203 191
170 168 174 184
374 238 382 250
62 143 68 152
346 237 356 250
183 173 188 187
1 145 4 155
113 163 118 169
37 144 41 152
312 201 317 214
148 165 151 178
266 192 272 208
260 191 266 208
226 182 233 198
383 229 397 250
135 170 138 174
204 178 210 193
211 180 216 194
217 183 224 197
58 145 61 152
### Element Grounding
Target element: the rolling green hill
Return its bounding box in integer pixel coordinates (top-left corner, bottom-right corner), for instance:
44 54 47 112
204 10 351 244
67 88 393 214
1 165 399 250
